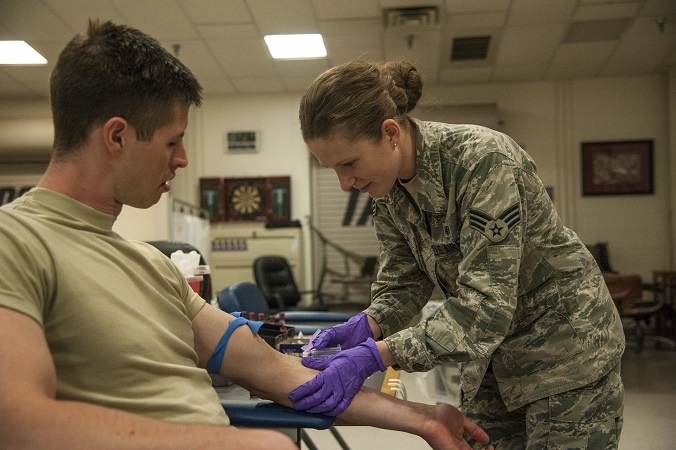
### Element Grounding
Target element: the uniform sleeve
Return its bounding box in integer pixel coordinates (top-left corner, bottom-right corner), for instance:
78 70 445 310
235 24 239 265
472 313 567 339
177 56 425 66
365 199 437 336
0 213 52 327
384 150 524 372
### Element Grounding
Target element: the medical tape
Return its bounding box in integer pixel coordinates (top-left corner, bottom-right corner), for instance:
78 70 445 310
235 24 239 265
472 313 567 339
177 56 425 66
206 316 263 374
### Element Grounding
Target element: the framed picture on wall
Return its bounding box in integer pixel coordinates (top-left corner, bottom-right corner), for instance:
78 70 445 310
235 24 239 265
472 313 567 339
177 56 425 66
581 140 653 196
199 178 224 222
268 176 291 222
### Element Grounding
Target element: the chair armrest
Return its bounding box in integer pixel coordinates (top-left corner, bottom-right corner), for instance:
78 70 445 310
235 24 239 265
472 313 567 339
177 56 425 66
221 399 335 429
281 311 353 322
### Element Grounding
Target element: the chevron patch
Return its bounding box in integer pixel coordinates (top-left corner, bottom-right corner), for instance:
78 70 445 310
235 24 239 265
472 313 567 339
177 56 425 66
469 203 520 242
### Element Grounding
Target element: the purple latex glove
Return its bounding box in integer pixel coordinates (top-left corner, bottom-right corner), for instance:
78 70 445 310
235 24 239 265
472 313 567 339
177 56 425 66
308 311 374 351
288 338 385 416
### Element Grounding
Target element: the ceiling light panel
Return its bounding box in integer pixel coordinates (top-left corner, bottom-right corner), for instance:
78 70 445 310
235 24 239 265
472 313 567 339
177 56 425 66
264 34 327 59
0 41 47 64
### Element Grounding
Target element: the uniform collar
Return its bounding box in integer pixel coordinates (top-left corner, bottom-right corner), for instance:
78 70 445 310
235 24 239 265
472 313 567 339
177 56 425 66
408 118 448 214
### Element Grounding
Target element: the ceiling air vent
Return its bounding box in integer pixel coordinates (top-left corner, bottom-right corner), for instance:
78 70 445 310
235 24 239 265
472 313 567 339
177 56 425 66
383 6 439 28
451 36 491 61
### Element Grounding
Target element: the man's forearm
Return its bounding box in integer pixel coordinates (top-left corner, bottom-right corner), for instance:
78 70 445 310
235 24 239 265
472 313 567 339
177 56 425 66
4 396 294 450
218 326 480 449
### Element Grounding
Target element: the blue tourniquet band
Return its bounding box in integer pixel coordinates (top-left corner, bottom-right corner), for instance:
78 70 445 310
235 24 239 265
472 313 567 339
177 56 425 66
206 316 263 374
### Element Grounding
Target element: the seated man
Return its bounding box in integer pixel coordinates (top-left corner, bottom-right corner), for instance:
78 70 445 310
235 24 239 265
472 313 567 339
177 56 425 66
0 20 491 450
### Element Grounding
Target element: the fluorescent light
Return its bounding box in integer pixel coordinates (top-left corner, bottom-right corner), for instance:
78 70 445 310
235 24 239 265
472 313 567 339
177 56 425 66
0 41 47 65
264 34 327 59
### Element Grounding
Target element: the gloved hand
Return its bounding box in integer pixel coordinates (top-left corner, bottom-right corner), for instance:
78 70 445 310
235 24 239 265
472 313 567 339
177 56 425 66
308 311 374 351
288 338 386 416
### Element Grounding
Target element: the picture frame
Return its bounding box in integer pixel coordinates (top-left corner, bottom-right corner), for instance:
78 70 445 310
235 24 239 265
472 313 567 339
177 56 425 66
199 178 224 222
581 140 653 196
268 176 291 222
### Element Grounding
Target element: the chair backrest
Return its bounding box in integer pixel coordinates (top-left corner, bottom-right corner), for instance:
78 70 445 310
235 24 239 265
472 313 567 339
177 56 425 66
585 242 615 274
360 256 379 278
216 286 242 313
146 240 212 300
218 281 271 316
253 255 301 309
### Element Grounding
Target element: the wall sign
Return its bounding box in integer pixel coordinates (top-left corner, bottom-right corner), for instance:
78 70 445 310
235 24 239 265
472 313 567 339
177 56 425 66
225 131 259 153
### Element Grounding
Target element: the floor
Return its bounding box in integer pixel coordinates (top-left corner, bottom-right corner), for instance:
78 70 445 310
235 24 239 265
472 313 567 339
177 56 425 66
302 334 676 450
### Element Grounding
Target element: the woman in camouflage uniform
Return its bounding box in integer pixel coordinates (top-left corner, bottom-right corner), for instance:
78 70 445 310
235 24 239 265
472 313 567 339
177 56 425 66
288 60 625 450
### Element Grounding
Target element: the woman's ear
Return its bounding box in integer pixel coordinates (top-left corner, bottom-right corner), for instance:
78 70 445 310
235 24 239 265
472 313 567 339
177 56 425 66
381 119 401 145
102 117 129 156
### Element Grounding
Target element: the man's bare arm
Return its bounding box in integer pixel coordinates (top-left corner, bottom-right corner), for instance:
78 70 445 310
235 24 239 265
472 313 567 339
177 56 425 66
0 306 295 450
193 304 492 450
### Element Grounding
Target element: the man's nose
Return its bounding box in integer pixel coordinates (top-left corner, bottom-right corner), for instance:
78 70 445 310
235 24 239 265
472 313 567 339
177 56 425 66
174 144 188 168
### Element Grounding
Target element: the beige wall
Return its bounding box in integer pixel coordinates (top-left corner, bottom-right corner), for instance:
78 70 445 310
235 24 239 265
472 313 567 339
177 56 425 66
2 71 674 283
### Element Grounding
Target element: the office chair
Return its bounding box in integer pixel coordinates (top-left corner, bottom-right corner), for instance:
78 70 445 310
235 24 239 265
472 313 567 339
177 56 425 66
621 279 676 353
253 255 328 312
146 240 212 300
217 281 352 335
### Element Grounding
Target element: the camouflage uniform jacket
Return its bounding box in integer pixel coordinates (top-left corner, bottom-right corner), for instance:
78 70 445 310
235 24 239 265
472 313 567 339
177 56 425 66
364 119 625 411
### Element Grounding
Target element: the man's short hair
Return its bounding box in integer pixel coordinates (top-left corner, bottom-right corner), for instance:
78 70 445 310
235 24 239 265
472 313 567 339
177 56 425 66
50 20 203 154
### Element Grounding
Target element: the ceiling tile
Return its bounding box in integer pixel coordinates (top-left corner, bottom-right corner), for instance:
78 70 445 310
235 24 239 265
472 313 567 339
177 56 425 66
446 12 507 29
572 2 642 21
492 64 548 82
319 19 382 35
0 0 74 41
112 0 200 40
197 24 259 40
160 39 224 80
41 0 127 33
640 0 676 16
603 15 676 75
247 0 318 35
312 0 380 20
178 0 252 24
205 38 276 78
323 32 383 64
547 41 617 79
443 0 510 15
507 0 577 27
497 24 567 65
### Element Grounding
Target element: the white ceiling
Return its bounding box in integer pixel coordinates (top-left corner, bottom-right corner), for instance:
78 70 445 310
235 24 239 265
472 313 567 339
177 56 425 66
0 0 675 100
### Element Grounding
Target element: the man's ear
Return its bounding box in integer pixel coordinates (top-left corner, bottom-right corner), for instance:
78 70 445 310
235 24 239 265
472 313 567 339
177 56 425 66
102 117 130 156
381 119 400 145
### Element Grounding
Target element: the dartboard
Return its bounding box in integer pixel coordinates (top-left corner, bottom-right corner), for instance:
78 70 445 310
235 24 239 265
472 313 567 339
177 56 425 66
227 180 263 220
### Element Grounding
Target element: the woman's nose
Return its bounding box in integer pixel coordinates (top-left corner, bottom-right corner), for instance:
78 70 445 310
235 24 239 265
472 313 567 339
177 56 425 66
338 174 355 192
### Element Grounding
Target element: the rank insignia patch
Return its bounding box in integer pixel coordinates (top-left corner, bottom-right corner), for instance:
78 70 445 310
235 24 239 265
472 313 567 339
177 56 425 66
469 203 520 242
